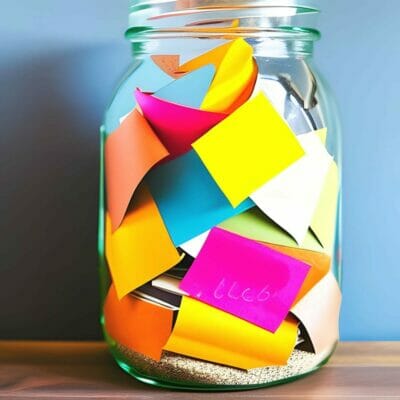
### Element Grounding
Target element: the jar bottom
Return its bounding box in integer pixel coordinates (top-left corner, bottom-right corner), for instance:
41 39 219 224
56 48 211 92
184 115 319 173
107 338 335 391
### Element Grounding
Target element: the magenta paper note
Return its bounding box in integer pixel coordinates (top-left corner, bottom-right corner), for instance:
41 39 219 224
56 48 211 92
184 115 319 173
179 227 310 332
135 89 227 157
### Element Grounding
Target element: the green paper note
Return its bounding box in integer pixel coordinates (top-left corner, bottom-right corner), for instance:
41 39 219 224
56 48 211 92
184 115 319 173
311 161 340 252
219 208 326 254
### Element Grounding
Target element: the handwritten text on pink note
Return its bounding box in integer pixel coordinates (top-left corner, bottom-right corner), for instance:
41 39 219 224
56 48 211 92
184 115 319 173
179 228 310 333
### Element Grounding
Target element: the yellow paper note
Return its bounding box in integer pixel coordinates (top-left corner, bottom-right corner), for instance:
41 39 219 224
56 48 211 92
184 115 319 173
178 39 256 113
193 93 305 207
311 161 340 251
106 185 181 299
164 297 298 370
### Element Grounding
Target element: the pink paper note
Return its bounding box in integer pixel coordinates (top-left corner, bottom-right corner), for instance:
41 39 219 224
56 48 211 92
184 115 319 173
180 227 310 333
135 89 227 157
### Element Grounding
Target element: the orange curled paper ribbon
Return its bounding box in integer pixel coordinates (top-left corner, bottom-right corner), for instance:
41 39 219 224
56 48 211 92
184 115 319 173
105 109 169 231
104 285 173 360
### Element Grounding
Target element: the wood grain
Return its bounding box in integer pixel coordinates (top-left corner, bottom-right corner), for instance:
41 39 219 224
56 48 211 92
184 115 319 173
0 341 399 399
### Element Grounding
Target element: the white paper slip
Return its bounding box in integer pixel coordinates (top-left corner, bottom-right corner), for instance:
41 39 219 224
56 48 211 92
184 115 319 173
179 230 210 258
152 275 187 296
291 272 342 355
250 130 332 245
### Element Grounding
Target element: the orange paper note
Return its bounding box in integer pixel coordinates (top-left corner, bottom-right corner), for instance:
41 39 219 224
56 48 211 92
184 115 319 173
105 185 181 299
105 110 169 231
264 243 331 305
164 297 298 370
104 285 173 360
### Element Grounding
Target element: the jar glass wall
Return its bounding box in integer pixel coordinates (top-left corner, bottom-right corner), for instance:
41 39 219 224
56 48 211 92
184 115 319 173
99 0 341 391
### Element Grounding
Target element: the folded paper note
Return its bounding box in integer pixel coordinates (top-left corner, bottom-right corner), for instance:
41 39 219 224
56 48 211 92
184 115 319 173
105 185 181 299
105 58 173 133
251 130 332 244
178 39 256 113
105 110 169 231
154 65 215 109
219 208 326 254
104 285 173 360
147 151 254 246
311 161 340 250
264 243 331 305
291 273 341 354
193 93 305 207
164 297 298 370
135 89 226 157
180 227 310 333
151 55 182 78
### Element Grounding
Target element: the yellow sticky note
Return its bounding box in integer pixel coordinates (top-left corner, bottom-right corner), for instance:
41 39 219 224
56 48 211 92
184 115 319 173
192 93 305 207
178 39 256 113
164 297 298 370
311 160 340 251
106 185 181 299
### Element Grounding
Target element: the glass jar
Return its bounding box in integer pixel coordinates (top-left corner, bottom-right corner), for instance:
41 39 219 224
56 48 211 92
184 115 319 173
99 0 342 391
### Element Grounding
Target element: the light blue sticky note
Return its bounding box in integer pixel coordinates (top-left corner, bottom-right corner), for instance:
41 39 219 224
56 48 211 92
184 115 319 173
104 59 174 133
147 151 254 246
155 65 216 109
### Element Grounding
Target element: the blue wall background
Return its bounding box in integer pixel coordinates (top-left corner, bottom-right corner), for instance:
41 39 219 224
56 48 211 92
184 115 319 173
1 1 399 340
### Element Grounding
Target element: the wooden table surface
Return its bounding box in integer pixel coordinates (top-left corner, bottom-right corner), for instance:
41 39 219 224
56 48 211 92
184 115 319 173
0 341 399 399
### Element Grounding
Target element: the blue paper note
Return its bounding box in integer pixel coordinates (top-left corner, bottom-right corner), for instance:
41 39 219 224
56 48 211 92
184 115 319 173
155 65 215 109
147 151 255 246
105 59 173 133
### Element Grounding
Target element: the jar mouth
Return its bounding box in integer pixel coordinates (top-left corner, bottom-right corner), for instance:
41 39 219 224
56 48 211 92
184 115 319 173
127 1 320 42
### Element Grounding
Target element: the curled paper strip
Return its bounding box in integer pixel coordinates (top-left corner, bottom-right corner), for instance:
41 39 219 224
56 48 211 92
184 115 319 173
135 89 227 158
164 297 298 370
105 109 169 231
104 285 173 361
178 38 257 113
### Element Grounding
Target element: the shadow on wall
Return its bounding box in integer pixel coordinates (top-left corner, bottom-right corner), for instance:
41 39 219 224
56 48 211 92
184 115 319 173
0 42 130 340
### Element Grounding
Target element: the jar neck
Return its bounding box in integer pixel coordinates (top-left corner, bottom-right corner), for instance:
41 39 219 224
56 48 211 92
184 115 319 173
126 1 320 59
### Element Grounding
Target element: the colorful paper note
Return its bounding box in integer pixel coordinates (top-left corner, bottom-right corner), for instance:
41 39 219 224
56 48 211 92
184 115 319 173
192 93 305 207
105 58 173 133
154 65 215 109
104 285 173 360
105 185 181 299
291 273 341 354
311 161 340 251
105 110 169 231
164 297 298 370
251 130 332 244
180 227 310 333
151 55 182 78
135 89 227 157
264 243 331 305
178 39 256 113
219 208 326 254
146 151 254 246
